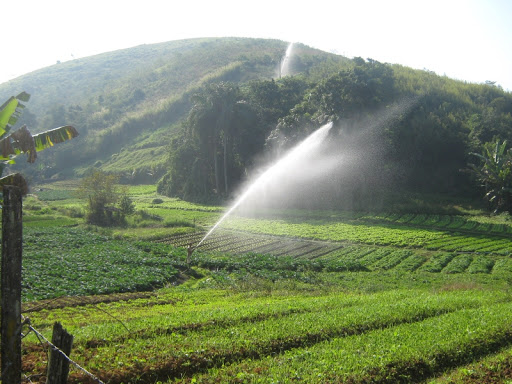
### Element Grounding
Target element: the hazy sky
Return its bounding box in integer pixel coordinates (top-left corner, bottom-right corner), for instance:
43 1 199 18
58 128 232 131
2 0 511 91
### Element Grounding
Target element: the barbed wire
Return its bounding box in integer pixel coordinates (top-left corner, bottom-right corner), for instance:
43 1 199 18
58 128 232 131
17 289 130 383
22 316 106 384
22 372 41 383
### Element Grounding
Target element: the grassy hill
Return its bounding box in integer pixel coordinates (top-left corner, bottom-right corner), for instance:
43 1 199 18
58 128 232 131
0 37 345 182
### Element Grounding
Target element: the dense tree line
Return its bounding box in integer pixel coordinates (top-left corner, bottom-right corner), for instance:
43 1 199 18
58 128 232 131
158 57 512 211
4 38 511 211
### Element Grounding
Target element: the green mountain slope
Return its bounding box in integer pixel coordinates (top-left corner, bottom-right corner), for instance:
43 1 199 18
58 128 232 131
1 36 511 209
0 37 343 182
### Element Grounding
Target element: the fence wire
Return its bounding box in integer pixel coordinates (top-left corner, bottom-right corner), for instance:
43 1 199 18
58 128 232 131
22 316 106 384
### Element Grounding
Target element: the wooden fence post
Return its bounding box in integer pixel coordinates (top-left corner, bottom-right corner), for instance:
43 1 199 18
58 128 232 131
1 185 23 384
46 322 74 384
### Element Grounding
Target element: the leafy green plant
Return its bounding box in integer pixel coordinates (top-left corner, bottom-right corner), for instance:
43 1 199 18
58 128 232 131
22 227 179 300
468 139 512 213
0 92 78 192
77 170 125 226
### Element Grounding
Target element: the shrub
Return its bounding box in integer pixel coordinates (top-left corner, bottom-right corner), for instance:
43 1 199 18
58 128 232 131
119 194 135 215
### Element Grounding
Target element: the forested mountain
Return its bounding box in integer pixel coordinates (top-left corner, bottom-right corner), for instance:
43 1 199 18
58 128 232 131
1 37 511 209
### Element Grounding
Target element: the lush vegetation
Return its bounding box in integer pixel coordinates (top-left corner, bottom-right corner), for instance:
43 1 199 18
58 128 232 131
158 57 512 208
21 288 512 384
6 182 512 383
1 37 511 212
2 36 512 382
1 38 332 184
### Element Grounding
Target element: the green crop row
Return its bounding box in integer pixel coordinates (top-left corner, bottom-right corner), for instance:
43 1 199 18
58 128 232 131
221 216 512 255
23 289 511 383
492 258 512 274
28 290 409 345
442 254 473 274
467 255 495 274
359 248 393 266
392 253 428 272
223 216 449 248
181 301 512 383
358 213 512 238
22 227 180 301
368 249 412 270
429 344 512 383
418 252 455 273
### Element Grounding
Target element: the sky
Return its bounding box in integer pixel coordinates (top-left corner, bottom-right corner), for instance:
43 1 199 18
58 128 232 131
2 0 512 91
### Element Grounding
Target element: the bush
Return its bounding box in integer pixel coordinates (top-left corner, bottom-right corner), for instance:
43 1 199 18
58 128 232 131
78 170 127 227
119 194 135 215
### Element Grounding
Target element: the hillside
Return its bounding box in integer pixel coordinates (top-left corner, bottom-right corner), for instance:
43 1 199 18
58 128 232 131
0 37 343 182
1 37 512 209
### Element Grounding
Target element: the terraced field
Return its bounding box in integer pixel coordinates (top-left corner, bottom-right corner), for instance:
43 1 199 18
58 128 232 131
15 186 512 383
157 210 512 274
18 288 512 383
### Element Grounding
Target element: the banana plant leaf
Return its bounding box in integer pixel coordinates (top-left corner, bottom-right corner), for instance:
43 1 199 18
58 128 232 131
0 92 30 138
33 125 79 151
0 125 78 164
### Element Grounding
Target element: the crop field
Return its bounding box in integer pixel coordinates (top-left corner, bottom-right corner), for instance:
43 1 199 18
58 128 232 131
8 183 512 383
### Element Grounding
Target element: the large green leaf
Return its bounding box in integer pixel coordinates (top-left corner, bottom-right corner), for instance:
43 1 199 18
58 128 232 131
0 92 30 138
33 125 79 151
0 97 18 137
0 125 78 165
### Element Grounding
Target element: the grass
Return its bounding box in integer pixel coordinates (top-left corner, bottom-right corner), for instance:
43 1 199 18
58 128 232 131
14 181 512 383
20 288 512 383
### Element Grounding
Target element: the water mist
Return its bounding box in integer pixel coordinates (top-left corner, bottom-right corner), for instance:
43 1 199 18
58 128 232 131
196 122 333 248
280 42 294 77
195 96 419 249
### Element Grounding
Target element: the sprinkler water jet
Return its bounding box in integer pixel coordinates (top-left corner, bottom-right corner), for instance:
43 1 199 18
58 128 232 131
194 122 333 249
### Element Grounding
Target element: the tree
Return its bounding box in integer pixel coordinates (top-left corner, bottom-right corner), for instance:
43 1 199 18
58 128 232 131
159 82 265 202
188 82 239 195
468 139 512 213
77 170 125 226
0 92 78 193
119 193 135 215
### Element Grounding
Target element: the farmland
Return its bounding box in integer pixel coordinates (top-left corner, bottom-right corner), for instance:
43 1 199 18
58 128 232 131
11 183 512 383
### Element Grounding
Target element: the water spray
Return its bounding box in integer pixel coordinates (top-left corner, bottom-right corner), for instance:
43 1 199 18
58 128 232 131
280 42 294 78
195 122 333 249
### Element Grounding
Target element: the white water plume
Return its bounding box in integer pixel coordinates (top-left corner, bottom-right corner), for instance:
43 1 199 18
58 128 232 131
195 96 420 248
196 122 333 247
280 42 294 77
